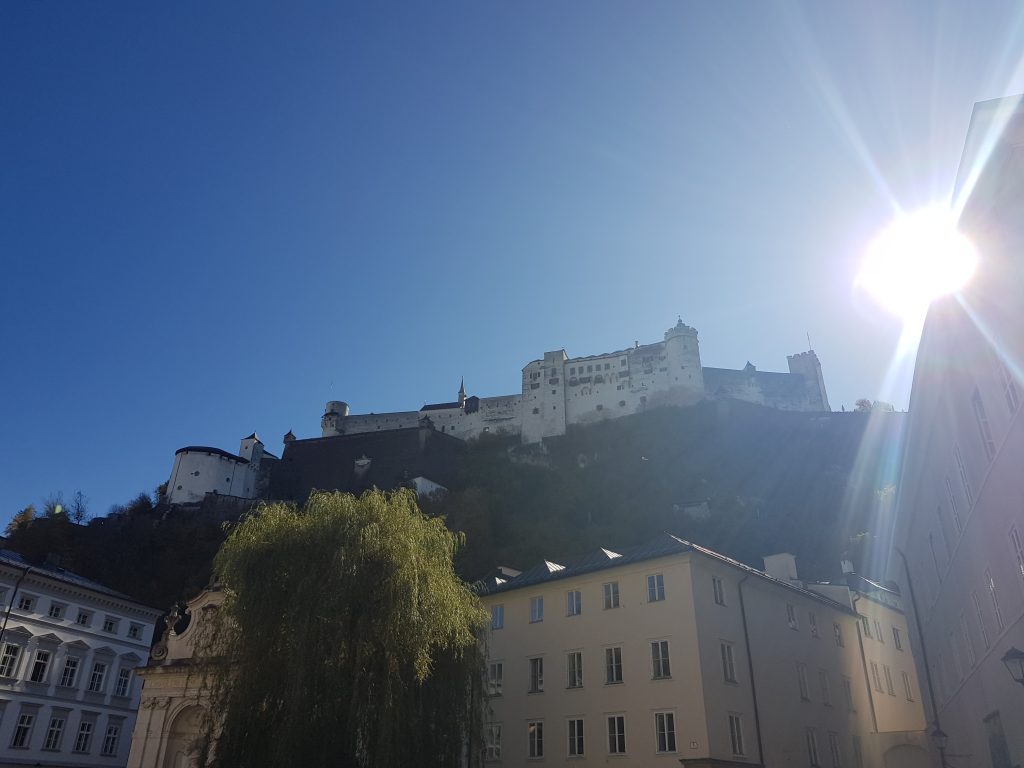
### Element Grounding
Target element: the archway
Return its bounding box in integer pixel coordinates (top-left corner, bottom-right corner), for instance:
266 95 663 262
162 705 207 768
883 743 931 768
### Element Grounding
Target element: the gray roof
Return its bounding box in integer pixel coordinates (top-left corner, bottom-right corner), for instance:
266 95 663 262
478 533 856 614
0 549 135 602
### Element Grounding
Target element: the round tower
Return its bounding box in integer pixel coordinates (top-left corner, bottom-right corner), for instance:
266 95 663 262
663 318 704 395
321 401 350 437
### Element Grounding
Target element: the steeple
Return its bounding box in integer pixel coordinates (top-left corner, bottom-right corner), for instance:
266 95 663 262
458 377 467 406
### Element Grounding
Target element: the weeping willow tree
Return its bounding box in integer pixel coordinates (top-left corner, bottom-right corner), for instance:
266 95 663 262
197 489 489 768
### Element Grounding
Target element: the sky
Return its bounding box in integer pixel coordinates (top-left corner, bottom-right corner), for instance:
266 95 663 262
3 1 1024 520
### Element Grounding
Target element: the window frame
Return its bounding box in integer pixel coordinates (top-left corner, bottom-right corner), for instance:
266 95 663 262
647 573 665 602
566 650 583 689
721 641 737 683
487 661 503 696
651 640 671 679
527 720 544 759
605 646 623 684
43 714 66 751
528 656 544 693
485 723 502 760
602 581 620 610
567 718 584 757
529 596 544 624
654 711 677 753
10 711 35 749
491 604 504 630
607 714 626 755
566 590 582 617
728 713 745 757
712 576 726 606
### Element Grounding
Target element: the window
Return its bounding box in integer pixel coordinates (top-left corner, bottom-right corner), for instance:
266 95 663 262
654 712 677 753
43 715 65 751
603 581 619 610
809 611 819 637
60 657 79 688
74 721 93 753
647 574 665 602
567 651 583 688
873 619 884 643
487 661 503 696
101 723 121 757
797 662 810 700
651 640 671 679
530 597 544 623
48 602 66 619
568 718 584 756
960 613 977 667
786 603 799 630
828 731 842 768
972 590 991 648
713 576 726 605
721 642 737 683
566 590 581 617
528 721 543 758
1011 526 1024 585
883 665 895 696
860 616 872 639
729 714 745 756
955 445 973 506
605 646 623 684
843 676 854 711
529 657 544 693
819 669 831 705
806 727 821 767
834 623 844 647
485 724 502 760
89 661 107 693
870 662 882 692
29 649 51 683
607 715 626 754
986 569 1006 631
491 604 504 630
902 671 914 701
0 644 21 677
971 388 996 460
10 712 34 748
998 360 1019 411
892 626 903 650
128 623 143 640
76 610 92 627
946 478 962 533
852 735 864 768
17 595 34 612
102 616 118 634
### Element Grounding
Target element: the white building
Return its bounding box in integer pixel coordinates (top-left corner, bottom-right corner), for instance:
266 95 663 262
320 320 830 444
0 550 161 767
166 434 274 506
893 95 1024 767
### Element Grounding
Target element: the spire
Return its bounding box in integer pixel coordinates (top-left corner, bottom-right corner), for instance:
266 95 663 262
458 377 466 405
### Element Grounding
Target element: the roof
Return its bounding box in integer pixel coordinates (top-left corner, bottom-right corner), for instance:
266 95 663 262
421 401 463 412
268 426 464 501
175 446 248 464
478 533 856 614
0 549 138 603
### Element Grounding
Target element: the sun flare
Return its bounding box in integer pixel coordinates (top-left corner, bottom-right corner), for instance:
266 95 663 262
857 207 979 322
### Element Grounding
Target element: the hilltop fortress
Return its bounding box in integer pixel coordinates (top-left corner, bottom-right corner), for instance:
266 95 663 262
321 319 830 444
166 319 829 506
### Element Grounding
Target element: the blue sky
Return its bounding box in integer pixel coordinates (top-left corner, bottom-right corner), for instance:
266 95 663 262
3 2 1024 519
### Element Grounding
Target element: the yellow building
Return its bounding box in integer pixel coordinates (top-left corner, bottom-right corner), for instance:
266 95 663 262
479 535 928 767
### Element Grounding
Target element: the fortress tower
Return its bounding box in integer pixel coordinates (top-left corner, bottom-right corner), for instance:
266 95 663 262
786 350 830 411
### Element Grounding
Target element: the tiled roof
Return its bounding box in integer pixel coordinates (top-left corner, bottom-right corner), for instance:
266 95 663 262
479 533 856 614
174 446 248 464
421 401 462 412
0 549 136 602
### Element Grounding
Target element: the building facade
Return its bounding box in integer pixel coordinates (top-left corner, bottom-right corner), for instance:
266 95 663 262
125 588 222 768
479 535 927 768
165 434 276 506
0 550 161 768
892 95 1024 767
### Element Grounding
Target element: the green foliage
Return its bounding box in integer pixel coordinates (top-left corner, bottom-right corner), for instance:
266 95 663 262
199 489 488 768
5 505 36 536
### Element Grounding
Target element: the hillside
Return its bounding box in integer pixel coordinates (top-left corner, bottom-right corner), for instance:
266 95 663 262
423 399 904 581
5 400 904 609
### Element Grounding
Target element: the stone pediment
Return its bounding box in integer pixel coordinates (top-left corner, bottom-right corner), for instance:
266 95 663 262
92 646 116 656
65 640 90 650
120 652 143 664
4 625 31 638
35 633 61 645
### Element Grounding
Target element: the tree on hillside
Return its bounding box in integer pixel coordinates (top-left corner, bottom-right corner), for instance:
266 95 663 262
5 505 36 536
198 489 488 768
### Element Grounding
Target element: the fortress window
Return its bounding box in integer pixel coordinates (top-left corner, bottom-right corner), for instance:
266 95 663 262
621 359 626 366
587 365 593 372
596 405 603 411
605 363 610 370
619 400 626 407
532 408 539 415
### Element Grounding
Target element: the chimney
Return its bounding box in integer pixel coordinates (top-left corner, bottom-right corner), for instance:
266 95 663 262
763 553 799 582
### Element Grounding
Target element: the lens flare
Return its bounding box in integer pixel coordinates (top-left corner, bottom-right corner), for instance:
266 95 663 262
857 207 979 322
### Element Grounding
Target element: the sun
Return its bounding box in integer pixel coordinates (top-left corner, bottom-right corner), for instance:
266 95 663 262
857 206 979 322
